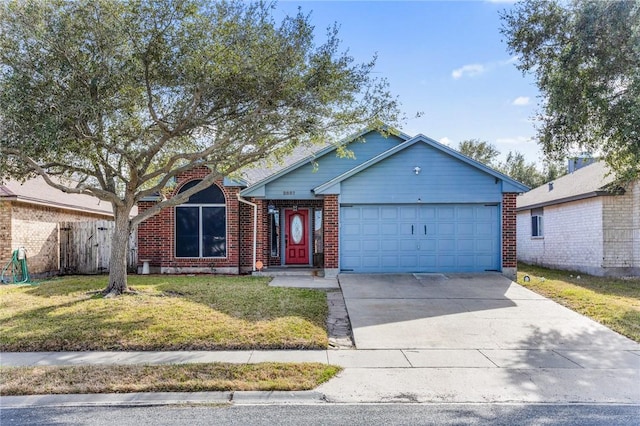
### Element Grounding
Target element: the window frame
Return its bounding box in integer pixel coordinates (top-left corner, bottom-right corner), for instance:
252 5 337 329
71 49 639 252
531 208 544 238
174 182 227 259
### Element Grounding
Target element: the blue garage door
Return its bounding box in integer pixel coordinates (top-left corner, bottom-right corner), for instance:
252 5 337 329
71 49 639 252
340 204 500 273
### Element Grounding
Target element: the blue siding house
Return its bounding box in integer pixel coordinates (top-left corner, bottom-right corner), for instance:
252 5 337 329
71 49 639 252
138 129 528 279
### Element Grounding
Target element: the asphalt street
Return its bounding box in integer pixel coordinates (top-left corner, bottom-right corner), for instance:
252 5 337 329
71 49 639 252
2 404 640 426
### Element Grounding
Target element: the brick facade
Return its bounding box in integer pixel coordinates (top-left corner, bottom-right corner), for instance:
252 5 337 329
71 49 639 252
1 200 111 276
137 167 242 274
138 170 338 275
501 193 518 280
323 195 339 272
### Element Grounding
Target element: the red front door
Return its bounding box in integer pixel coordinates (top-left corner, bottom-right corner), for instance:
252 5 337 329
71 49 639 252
285 209 309 264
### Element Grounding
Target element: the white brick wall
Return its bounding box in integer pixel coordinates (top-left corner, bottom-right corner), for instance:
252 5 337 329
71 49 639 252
518 181 640 276
517 198 604 274
602 189 634 268
631 181 640 269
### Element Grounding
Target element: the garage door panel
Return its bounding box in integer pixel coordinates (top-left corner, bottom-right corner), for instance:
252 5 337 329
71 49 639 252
362 256 381 267
381 255 400 267
419 255 436 268
399 239 416 251
457 239 474 251
438 223 455 235
438 255 456 268
381 207 399 220
458 223 474 235
400 207 418 220
457 255 475 268
343 223 361 236
438 207 455 219
421 240 437 251
381 223 398 234
340 204 499 273
362 224 380 235
381 240 398 251
438 239 455 251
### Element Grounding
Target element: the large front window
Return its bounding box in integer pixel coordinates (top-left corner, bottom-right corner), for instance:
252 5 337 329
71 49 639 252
175 180 226 257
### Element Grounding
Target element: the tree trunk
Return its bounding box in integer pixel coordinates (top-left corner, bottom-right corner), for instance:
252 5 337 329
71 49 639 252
104 206 132 296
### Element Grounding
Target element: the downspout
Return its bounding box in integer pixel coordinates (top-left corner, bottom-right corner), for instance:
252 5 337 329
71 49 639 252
237 194 257 272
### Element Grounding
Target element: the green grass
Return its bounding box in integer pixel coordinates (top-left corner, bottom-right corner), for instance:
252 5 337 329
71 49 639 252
517 262 640 342
0 275 328 351
0 363 342 396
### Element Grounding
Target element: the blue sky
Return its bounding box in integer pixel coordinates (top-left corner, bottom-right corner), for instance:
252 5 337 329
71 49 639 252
276 1 542 165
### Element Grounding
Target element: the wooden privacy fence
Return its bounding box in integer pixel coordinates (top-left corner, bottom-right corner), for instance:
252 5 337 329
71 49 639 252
59 221 137 274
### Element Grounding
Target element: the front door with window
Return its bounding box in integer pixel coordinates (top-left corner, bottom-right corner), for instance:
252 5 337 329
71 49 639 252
284 209 309 264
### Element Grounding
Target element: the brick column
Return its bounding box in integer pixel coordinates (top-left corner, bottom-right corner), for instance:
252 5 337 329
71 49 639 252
502 192 517 280
0 201 12 265
323 195 339 277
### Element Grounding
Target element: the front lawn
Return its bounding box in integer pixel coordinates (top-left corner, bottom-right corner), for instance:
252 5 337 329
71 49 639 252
0 363 341 396
0 275 328 351
517 263 640 342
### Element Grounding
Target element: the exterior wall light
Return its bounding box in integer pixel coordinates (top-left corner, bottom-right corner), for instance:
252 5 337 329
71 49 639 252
414 166 421 175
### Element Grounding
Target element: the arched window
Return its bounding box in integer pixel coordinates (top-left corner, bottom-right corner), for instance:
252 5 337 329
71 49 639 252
175 180 226 258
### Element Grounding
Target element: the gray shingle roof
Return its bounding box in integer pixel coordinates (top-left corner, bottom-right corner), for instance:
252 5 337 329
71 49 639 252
0 176 114 216
516 161 616 210
240 144 322 186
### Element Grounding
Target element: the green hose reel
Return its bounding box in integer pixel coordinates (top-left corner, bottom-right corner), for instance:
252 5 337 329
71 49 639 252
1 248 32 284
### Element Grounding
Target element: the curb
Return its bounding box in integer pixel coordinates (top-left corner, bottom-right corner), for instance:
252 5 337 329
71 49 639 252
0 391 327 408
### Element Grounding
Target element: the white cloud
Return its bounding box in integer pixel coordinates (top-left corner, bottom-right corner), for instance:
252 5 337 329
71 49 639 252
451 64 486 80
451 57 518 80
512 96 530 106
496 136 534 145
439 137 452 146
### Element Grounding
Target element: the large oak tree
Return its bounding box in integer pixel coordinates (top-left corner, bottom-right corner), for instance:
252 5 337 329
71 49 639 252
0 0 400 295
501 0 640 184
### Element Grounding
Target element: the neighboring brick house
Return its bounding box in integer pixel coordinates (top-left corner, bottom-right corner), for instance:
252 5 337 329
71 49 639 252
0 177 113 276
516 161 640 277
138 129 528 279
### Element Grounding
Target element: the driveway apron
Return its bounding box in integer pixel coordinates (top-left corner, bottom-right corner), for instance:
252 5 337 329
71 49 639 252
338 272 639 351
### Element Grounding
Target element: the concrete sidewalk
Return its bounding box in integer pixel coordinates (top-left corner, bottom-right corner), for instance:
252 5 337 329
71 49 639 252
2 348 639 370
2 348 639 406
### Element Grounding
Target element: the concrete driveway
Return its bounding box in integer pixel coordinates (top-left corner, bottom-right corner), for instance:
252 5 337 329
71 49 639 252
339 272 639 352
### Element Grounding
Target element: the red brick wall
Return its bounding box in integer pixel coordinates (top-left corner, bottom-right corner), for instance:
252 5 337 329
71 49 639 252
137 167 241 271
502 192 517 268
323 195 339 269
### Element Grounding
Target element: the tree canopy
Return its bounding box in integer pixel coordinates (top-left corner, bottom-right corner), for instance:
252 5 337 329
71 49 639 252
0 0 400 294
455 138 566 188
457 139 500 167
501 0 640 183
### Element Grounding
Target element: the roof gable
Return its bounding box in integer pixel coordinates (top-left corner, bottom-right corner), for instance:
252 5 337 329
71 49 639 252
314 134 529 195
240 128 411 198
